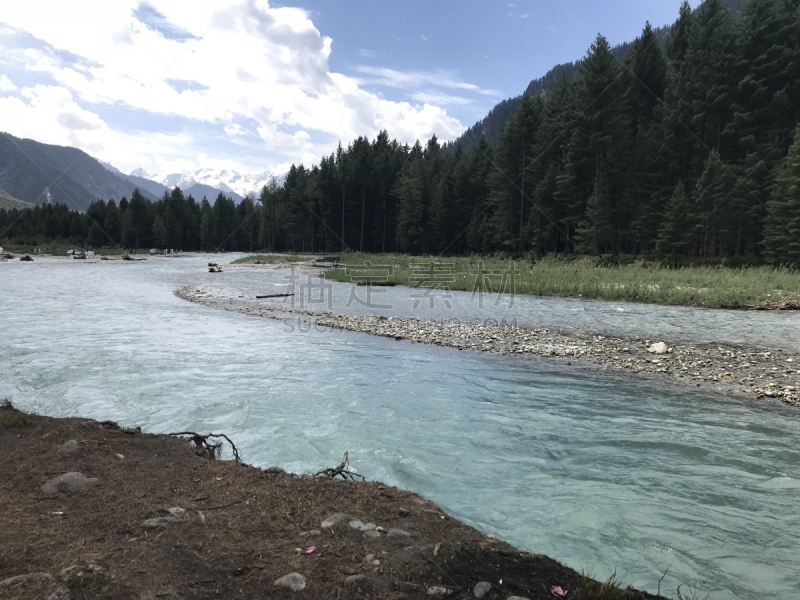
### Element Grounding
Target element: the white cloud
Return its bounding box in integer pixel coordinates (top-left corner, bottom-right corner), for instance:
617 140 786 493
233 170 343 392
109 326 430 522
0 74 16 91
410 92 472 106
0 0 468 177
355 65 502 96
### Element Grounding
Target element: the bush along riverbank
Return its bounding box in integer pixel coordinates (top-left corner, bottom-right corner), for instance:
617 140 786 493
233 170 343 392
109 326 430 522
176 286 800 408
0 404 666 600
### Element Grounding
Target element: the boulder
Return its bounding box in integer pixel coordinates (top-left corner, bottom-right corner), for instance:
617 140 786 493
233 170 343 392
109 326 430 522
648 342 668 354
320 512 347 528
40 472 97 495
59 440 79 453
349 520 376 531
474 582 491 598
274 573 306 592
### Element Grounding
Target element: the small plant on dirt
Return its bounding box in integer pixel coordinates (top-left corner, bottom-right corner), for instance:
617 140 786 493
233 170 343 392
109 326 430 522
598 571 621 600
0 397 32 426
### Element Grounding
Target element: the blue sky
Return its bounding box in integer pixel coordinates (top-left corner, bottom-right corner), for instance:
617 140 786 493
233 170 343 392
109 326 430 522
0 0 698 187
299 0 697 126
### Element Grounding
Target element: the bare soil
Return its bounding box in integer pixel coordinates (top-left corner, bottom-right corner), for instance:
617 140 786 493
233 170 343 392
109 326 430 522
0 407 662 600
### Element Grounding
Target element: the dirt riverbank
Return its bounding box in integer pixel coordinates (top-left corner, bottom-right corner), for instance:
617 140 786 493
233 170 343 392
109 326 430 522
176 286 800 409
0 406 662 600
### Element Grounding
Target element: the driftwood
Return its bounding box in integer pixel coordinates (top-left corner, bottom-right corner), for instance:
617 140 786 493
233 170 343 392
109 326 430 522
256 293 295 299
746 296 800 311
316 451 365 481
169 431 242 463
356 281 397 287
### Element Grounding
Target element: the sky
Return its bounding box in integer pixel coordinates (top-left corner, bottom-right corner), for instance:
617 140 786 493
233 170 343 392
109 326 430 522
0 0 700 179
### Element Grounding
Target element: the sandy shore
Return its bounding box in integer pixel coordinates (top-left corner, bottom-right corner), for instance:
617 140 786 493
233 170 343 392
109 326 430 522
176 285 800 408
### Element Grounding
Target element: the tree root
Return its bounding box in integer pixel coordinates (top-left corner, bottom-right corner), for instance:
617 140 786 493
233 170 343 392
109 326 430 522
316 451 365 481
169 432 242 463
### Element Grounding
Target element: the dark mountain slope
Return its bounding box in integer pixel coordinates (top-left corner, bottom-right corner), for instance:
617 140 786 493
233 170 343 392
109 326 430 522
0 133 157 210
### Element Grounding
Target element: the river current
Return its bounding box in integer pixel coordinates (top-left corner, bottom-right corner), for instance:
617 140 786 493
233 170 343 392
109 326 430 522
1 255 799 599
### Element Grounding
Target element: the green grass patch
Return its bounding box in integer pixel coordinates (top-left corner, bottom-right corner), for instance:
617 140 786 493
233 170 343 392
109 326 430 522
0 398 33 427
324 252 800 308
231 253 313 265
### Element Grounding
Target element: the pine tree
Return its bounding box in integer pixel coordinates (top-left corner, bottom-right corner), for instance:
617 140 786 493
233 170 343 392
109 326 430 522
656 182 693 259
763 128 800 266
694 150 737 260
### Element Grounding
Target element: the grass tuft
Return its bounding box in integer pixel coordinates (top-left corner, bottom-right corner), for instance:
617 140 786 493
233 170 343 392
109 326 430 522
0 397 32 427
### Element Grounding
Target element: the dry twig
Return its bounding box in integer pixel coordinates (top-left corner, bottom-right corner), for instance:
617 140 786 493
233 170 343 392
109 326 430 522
169 431 242 463
315 451 365 481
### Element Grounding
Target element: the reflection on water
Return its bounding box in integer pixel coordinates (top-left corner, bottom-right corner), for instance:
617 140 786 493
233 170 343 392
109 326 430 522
1 256 799 599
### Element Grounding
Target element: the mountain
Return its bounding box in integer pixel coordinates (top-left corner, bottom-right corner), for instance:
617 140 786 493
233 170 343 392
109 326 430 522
0 133 158 210
127 167 283 202
0 188 34 211
448 0 744 151
183 182 244 203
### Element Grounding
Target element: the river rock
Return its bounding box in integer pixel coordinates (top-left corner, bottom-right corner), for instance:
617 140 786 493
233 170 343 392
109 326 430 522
59 440 79 453
299 529 321 537
40 472 98 494
648 342 668 354
321 512 347 528
349 520 376 531
387 528 411 538
141 516 178 529
274 573 306 592
0 572 53 587
345 574 366 586
364 530 381 540
426 586 451 596
474 581 491 598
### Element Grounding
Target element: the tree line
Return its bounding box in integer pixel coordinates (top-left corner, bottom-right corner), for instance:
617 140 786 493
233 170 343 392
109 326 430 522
1 0 799 265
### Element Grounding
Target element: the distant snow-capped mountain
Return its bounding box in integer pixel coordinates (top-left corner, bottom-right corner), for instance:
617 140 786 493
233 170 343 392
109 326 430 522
130 168 279 198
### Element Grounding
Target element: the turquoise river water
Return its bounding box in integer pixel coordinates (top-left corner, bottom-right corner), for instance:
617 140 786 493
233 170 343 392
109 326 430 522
1 255 799 599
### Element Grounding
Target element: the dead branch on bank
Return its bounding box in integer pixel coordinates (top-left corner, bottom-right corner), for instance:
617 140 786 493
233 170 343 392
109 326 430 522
746 296 800 310
169 431 242 463
316 451 365 481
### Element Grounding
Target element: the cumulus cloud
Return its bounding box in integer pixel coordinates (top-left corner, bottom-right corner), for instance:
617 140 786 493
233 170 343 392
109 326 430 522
0 0 469 176
0 74 16 91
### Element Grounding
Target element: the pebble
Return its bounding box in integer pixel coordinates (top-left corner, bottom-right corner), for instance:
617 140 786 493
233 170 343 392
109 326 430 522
321 512 347 528
426 586 452 596
141 516 179 530
648 342 668 354
507 597 531 600
345 574 367 586
398 507 410 517
59 440 79 453
40 472 98 495
274 573 306 592
364 530 381 540
474 581 491 598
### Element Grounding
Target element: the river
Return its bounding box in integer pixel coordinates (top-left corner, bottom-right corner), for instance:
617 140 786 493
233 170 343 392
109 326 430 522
1 255 799 599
